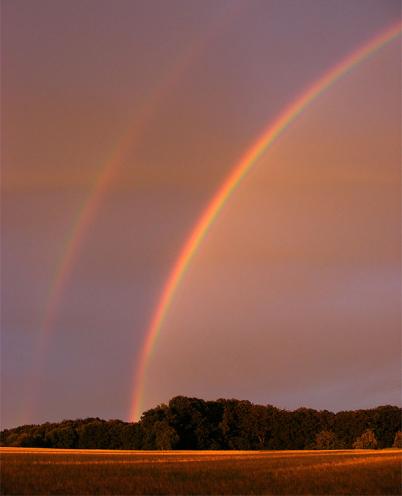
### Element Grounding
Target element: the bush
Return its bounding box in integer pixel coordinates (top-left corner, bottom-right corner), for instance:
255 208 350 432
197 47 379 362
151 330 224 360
392 431 402 448
353 429 378 449
314 430 340 449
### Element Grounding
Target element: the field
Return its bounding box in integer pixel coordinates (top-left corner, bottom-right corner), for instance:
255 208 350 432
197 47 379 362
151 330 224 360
1 448 401 495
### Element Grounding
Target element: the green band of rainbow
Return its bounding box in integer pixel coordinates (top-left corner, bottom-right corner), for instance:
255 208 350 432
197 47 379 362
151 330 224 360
129 20 402 422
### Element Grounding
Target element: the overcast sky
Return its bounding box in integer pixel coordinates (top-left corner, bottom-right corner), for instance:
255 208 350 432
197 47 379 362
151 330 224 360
1 0 400 428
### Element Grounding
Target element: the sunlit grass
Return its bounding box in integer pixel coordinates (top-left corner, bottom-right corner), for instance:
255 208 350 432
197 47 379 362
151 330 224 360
1 448 401 495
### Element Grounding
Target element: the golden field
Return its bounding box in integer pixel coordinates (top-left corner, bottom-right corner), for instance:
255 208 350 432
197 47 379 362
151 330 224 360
1 447 401 495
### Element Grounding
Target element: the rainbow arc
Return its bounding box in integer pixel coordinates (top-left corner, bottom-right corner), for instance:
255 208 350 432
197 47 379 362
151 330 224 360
23 1 245 423
129 20 402 422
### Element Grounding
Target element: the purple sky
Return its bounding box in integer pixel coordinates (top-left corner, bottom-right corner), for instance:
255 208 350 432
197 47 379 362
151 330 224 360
1 0 401 428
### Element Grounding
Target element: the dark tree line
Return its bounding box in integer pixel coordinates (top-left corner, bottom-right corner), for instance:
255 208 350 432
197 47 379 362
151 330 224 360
1 397 401 450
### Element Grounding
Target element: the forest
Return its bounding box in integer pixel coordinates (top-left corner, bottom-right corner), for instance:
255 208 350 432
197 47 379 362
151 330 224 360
1 397 401 450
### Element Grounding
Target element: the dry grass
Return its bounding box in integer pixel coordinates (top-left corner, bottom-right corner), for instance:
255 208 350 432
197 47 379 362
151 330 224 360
1 448 401 495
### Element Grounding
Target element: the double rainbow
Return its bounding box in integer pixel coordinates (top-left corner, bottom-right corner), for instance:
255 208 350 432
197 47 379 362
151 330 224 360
129 21 402 421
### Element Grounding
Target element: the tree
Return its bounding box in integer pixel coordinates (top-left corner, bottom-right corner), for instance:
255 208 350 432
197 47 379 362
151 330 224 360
353 429 378 449
370 406 401 448
334 409 370 448
314 430 340 450
154 421 179 450
120 423 143 450
140 404 169 449
392 431 402 448
77 420 109 449
167 396 208 449
249 404 271 449
290 408 322 449
219 400 254 449
1 398 400 450
45 426 77 448
266 407 292 450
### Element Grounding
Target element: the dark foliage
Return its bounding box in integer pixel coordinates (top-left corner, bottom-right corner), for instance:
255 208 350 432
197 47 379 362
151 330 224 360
1 397 400 450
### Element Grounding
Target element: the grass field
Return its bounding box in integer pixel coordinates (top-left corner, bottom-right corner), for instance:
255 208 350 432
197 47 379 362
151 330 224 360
1 447 401 495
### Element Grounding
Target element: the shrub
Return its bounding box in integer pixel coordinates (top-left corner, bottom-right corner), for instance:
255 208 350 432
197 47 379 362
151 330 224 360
353 429 378 449
314 430 339 449
392 431 402 448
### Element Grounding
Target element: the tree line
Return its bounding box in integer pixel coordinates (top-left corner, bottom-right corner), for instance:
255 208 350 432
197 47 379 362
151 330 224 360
1 397 401 450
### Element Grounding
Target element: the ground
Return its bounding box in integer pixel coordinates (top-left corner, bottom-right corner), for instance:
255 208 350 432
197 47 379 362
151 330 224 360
1 447 401 495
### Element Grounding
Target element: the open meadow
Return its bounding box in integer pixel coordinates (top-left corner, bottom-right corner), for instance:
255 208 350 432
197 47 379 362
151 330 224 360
1 447 401 495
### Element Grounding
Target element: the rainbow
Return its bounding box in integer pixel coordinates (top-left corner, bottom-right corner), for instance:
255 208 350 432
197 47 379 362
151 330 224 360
22 1 245 424
38 1 243 350
129 20 402 421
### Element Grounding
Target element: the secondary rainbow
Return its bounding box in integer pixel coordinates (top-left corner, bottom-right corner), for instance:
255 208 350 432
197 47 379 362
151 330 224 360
37 0 245 349
22 2 246 425
129 20 402 421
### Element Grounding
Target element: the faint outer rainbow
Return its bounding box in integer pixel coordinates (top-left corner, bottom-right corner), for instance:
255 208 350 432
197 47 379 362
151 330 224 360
130 20 402 421
38 1 243 349
23 1 246 424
